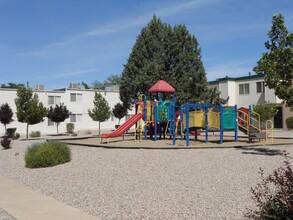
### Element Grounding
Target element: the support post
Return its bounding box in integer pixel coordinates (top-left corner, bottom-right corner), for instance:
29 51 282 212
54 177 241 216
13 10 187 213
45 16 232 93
235 104 238 142
144 97 147 140
249 105 252 125
205 107 208 143
186 103 190 147
171 94 176 145
180 105 183 140
154 101 157 141
219 104 223 144
171 102 176 145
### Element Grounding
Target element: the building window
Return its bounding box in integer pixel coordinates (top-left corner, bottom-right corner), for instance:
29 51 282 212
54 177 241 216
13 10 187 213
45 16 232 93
239 83 250 95
70 114 82 122
256 81 265 93
48 119 55 126
70 93 82 102
48 96 61 105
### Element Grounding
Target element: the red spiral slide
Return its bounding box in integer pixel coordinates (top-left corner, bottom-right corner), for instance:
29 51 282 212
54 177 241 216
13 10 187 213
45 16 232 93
100 113 144 138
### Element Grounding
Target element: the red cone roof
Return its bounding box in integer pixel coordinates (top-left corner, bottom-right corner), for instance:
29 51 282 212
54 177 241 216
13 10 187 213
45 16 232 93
148 80 175 93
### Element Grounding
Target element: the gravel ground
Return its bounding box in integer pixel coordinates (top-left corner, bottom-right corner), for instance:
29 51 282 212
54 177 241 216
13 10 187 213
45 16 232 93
0 207 17 220
1 140 293 219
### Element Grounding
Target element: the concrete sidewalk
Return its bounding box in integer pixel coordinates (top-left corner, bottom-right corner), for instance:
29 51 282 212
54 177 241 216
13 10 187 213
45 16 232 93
0 177 100 220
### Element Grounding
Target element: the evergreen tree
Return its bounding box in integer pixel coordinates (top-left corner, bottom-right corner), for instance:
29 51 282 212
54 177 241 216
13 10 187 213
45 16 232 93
14 87 47 139
120 16 166 109
112 103 128 125
254 13 293 108
0 103 13 131
88 92 111 135
120 16 218 108
47 103 70 134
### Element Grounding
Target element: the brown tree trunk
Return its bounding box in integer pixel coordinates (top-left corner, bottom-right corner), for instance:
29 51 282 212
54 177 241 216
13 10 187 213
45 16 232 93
99 122 101 136
26 123 29 140
57 123 59 134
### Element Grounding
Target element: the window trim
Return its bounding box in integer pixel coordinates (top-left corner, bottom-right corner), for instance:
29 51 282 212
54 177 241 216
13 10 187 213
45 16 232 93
256 81 265 93
70 93 82 102
239 83 250 95
70 114 82 123
48 95 61 105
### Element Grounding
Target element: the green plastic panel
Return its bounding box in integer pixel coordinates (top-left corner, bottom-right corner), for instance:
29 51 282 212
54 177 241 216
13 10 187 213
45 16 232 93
223 108 236 130
156 106 170 122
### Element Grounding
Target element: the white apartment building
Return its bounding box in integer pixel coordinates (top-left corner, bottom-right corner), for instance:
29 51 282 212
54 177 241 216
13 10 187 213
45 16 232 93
0 84 134 135
1 75 292 135
209 74 293 129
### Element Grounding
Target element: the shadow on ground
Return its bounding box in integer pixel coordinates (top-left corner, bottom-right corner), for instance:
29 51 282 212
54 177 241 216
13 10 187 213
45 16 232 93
236 146 285 156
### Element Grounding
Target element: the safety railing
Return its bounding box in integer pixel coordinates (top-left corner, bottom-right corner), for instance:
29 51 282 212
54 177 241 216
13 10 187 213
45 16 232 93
265 120 274 144
238 110 261 135
237 110 249 134
251 111 261 132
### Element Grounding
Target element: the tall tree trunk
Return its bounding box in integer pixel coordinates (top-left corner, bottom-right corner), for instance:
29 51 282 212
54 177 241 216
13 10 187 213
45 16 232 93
118 119 121 125
4 124 6 134
57 123 59 134
98 122 101 136
26 123 29 140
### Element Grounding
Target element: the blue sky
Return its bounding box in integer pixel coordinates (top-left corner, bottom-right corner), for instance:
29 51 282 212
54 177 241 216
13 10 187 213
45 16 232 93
0 0 292 90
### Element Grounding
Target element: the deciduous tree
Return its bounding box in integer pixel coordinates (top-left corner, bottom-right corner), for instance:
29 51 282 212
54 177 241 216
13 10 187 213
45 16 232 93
14 87 47 139
112 103 128 125
0 103 13 132
254 13 293 108
47 103 70 134
88 92 111 135
253 102 278 122
92 74 121 90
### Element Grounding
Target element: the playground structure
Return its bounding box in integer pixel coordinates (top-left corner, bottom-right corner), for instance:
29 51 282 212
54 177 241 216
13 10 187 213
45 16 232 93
101 80 177 143
181 103 274 146
101 80 274 146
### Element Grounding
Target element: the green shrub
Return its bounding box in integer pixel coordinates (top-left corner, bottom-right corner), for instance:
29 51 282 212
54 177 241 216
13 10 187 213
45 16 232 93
286 117 293 130
71 132 78 136
12 132 20 140
66 123 74 133
1 136 11 149
30 131 41 138
6 128 16 138
25 141 71 168
248 151 293 219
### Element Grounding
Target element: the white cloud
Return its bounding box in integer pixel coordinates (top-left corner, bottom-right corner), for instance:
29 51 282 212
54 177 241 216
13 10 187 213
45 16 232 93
158 0 219 17
34 68 99 80
82 0 220 37
22 0 222 56
206 60 254 80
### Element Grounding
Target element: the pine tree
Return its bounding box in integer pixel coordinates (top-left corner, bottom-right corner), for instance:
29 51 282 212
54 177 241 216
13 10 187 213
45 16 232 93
88 92 111 135
47 103 70 134
120 16 166 108
0 103 13 132
14 87 47 139
120 16 218 108
254 13 293 108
